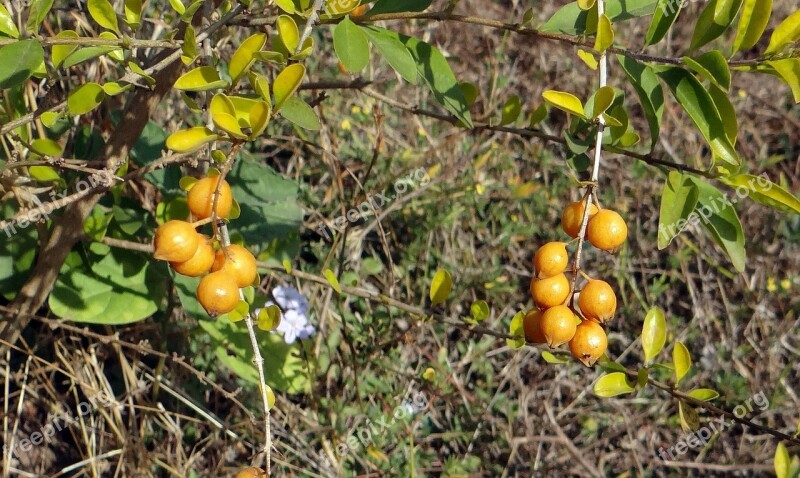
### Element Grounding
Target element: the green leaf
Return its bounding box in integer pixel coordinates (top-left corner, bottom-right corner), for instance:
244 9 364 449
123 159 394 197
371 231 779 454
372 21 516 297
196 316 309 393
273 63 306 112
29 138 63 157
578 0 596 10
429 269 452 305
594 14 615 52
323 268 342 293
690 0 744 51
174 66 227 91
67 83 106 115
181 25 197 64
279 95 321 130
88 0 120 34
361 26 418 84
688 177 746 271
721 173 800 214
542 90 587 119
28 166 60 182
165 127 219 153
769 58 800 103
673 341 691 385
594 372 635 397
541 0 658 35
401 34 473 127
369 0 432 14
0 4 20 38
766 9 800 55
506 310 526 349
775 442 790 478
470 300 490 322
334 17 370 72
0 40 44 89
542 350 570 364
499 95 521 125
229 32 267 85
683 50 731 91
658 171 700 249
101 81 131 96
687 388 720 401
732 0 772 54
168 0 185 15
641 307 667 363
274 0 297 13
658 67 739 172
645 0 682 46
26 0 54 33
591 86 616 118
618 56 664 150
124 0 143 28
49 249 165 324
127 61 155 85
708 83 738 145
529 103 548 126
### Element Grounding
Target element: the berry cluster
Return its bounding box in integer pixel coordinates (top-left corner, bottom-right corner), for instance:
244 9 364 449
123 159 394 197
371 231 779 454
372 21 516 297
524 197 627 366
152 175 257 316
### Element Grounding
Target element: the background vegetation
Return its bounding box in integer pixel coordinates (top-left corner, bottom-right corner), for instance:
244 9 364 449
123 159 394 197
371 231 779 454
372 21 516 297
0 0 799 476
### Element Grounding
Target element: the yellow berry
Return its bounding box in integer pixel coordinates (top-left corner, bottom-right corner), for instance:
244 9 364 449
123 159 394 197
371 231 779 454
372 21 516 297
561 200 599 238
533 242 569 279
530 273 571 309
569 320 608 366
539 305 578 348
578 279 617 324
586 209 627 252
153 220 200 262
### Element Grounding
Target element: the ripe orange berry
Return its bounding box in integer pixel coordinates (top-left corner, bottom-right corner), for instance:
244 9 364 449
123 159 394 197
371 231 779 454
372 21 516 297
212 244 258 288
523 309 546 344
533 242 569 279
530 273 570 309
578 279 617 324
170 235 215 277
337 61 349 74
235 467 266 478
196 270 240 316
187 176 233 220
153 220 200 262
586 209 627 252
569 320 608 366
350 4 368 16
561 200 599 238
539 305 578 348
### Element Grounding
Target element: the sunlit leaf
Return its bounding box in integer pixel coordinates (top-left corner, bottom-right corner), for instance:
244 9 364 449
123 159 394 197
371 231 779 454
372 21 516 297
594 372 635 397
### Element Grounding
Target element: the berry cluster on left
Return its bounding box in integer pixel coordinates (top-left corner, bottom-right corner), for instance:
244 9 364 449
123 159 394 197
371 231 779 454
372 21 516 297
152 173 257 317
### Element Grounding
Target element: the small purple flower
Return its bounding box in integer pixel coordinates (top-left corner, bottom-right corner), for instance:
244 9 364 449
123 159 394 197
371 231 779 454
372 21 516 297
263 286 314 344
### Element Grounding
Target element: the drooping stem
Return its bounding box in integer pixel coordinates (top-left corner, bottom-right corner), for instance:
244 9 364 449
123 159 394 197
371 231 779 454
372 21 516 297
569 0 608 295
219 223 272 475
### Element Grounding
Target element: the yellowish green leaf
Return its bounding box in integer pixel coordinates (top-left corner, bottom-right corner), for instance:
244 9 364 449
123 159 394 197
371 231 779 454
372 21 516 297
577 49 598 69
165 127 219 153
593 372 635 397
174 66 228 91
67 82 106 115
594 14 614 52
775 442 790 478
323 268 342 293
687 388 720 401
52 30 79 68
673 341 691 385
506 311 526 349
766 9 800 55
276 15 300 53
641 306 666 364
542 90 587 119
678 399 700 432
248 100 271 138
229 32 267 85
257 304 282 331
88 0 120 34
273 63 306 112
429 269 452 305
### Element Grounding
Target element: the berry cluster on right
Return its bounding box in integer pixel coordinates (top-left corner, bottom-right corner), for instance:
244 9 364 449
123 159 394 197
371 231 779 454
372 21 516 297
525 197 628 367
